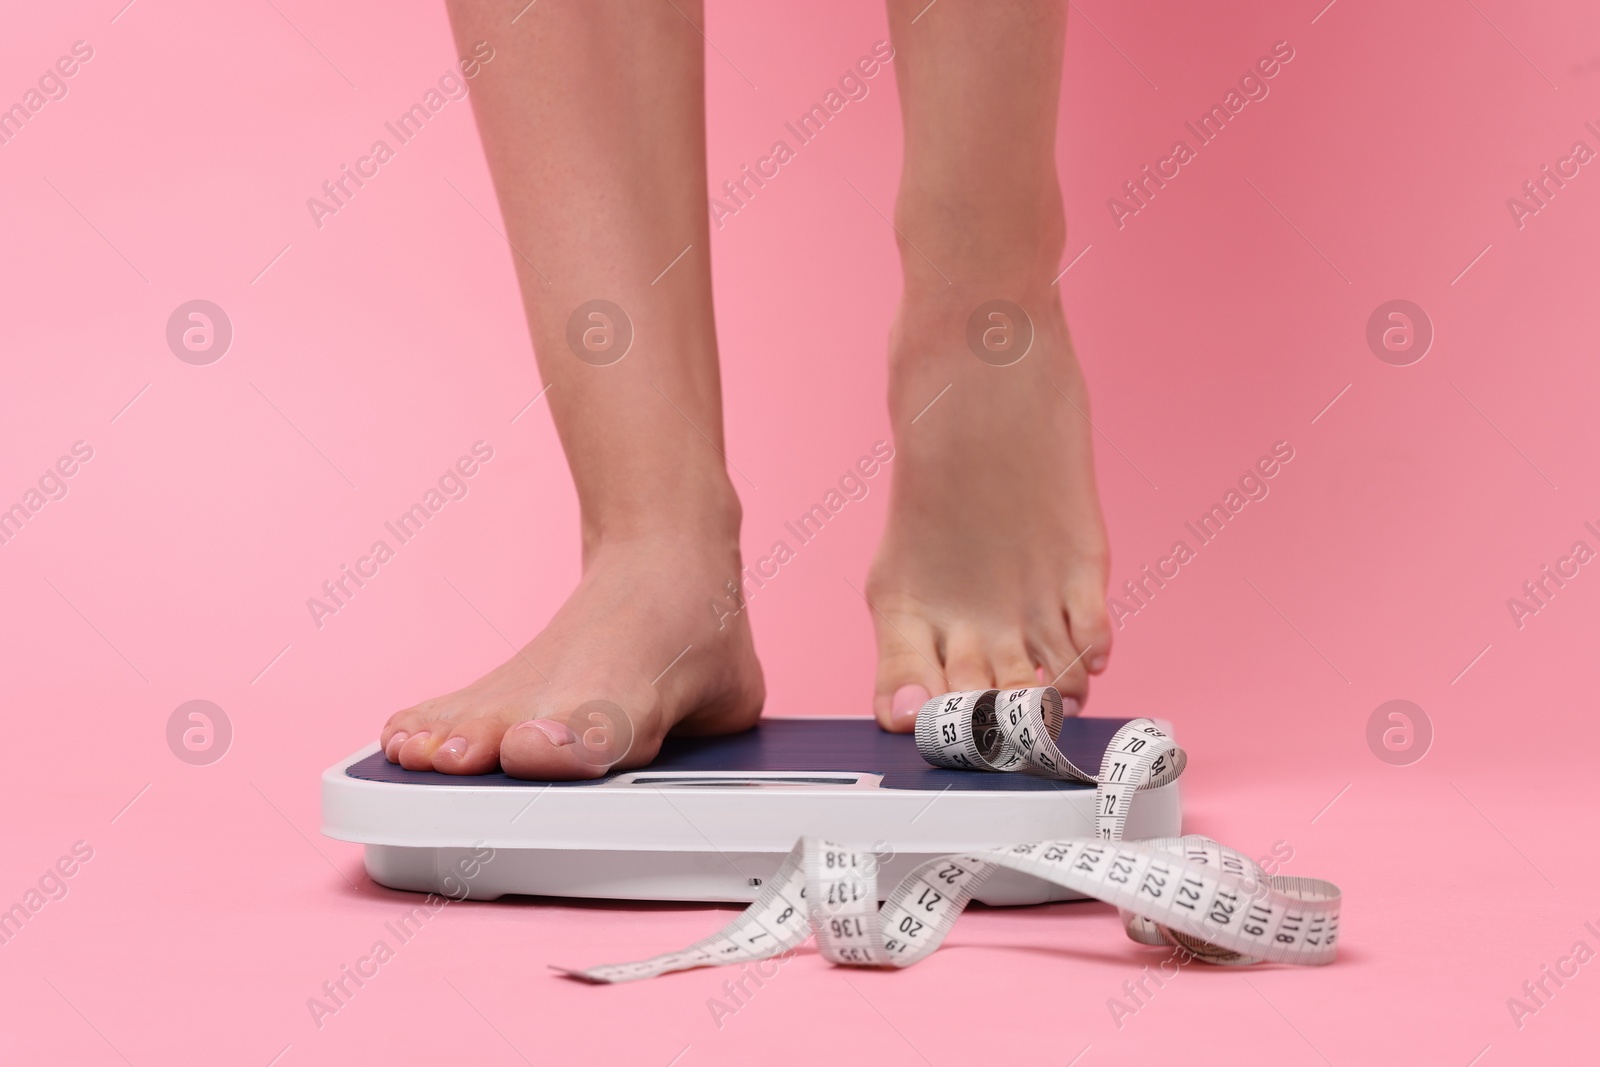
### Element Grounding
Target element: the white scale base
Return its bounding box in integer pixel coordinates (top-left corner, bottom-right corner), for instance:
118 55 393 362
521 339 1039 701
322 716 1181 907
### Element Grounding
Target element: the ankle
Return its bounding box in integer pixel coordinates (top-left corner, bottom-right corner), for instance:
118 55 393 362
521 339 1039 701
886 277 1070 432
893 176 1066 297
889 266 1067 380
579 470 743 558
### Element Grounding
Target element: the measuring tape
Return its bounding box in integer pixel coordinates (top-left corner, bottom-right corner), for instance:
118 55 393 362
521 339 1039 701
559 687 1341 982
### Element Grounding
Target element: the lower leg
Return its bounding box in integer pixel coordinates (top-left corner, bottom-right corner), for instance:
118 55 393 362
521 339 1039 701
868 0 1112 729
380 0 763 777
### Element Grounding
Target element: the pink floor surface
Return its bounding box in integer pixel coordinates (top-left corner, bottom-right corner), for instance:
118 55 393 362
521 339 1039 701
4 1 1599 1064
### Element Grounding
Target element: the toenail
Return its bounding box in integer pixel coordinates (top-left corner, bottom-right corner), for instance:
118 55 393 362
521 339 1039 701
1088 655 1107 673
518 719 578 746
890 684 931 729
439 736 469 758
1061 696 1082 717
409 731 432 748
384 732 409 758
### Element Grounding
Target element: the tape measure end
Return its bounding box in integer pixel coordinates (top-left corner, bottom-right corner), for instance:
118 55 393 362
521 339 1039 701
549 965 606 984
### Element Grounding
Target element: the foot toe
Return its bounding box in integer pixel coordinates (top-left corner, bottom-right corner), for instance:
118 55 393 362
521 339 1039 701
383 731 410 763
1033 614 1090 707
1065 570 1112 676
991 637 1039 691
941 624 995 694
499 713 625 781
380 707 436 761
427 716 509 775
869 608 945 732
397 724 452 770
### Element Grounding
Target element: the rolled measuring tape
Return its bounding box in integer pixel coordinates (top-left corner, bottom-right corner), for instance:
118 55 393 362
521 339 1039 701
559 687 1341 983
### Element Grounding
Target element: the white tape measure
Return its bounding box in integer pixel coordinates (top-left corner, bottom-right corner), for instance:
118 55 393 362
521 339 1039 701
559 687 1341 982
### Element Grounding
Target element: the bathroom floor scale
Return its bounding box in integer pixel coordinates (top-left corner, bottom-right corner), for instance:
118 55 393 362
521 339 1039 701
321 716 1181 907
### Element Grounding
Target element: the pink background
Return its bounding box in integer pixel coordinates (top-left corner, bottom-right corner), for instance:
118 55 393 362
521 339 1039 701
3 0 1598 1063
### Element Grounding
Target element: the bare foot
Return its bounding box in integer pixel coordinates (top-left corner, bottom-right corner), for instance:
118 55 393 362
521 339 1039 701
867 287 1112 731
380 529 764 779
416 0 766 778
